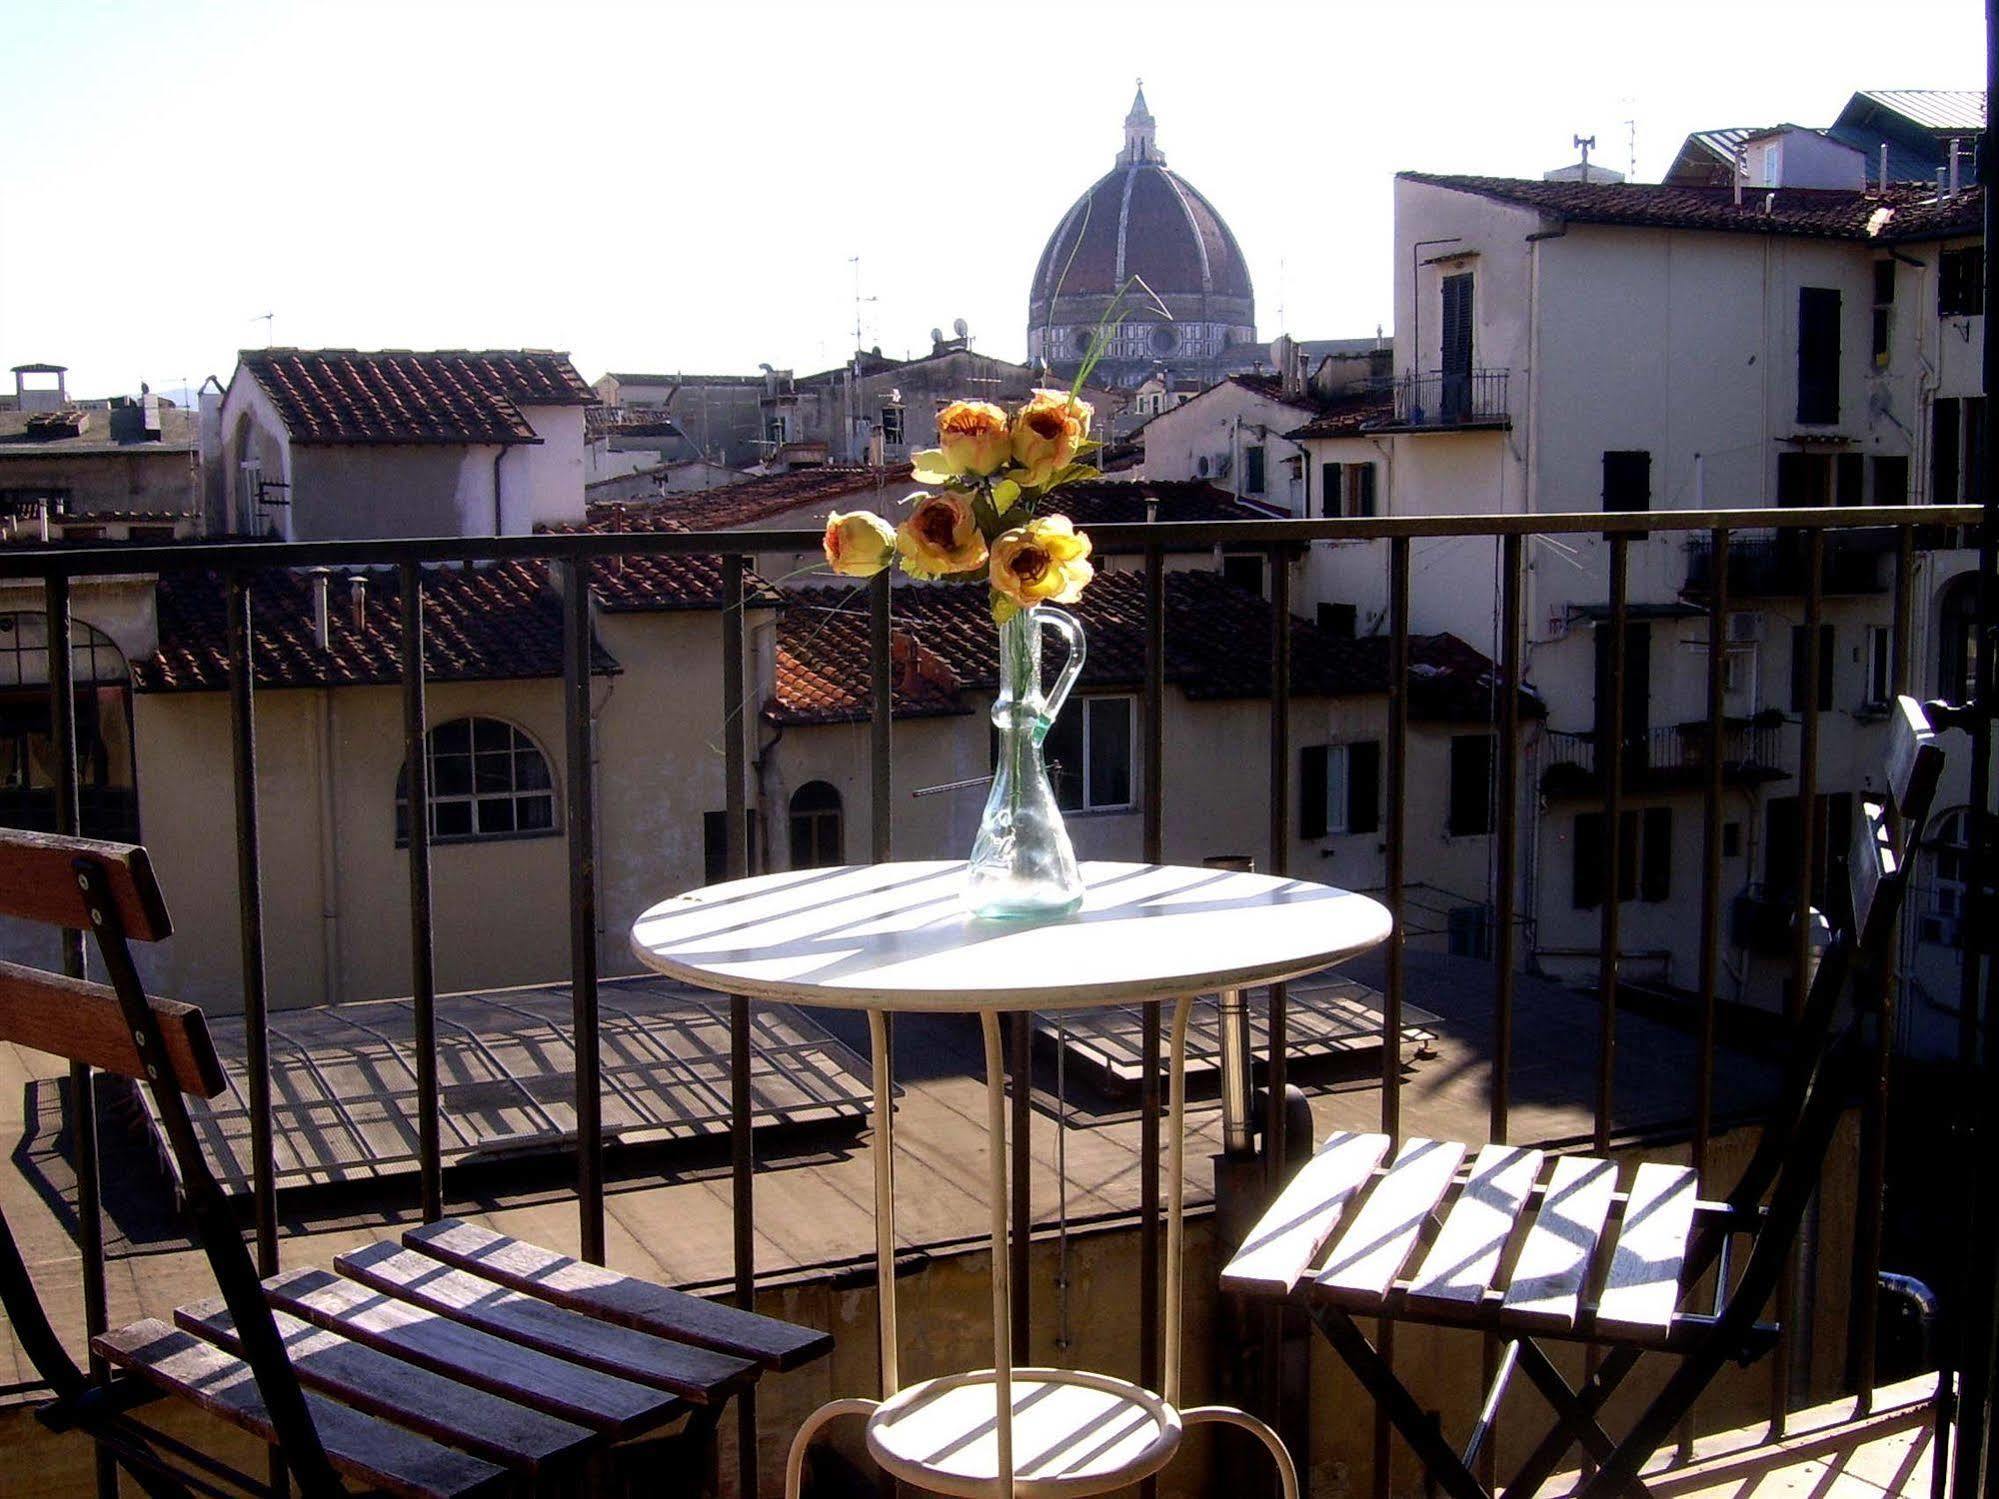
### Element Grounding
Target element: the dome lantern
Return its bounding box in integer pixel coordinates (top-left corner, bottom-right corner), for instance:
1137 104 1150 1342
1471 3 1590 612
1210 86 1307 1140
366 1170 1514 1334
1122 81 1160 165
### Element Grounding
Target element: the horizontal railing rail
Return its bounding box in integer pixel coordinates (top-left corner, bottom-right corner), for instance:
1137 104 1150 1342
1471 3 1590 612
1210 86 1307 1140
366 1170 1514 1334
4 500 1985 1499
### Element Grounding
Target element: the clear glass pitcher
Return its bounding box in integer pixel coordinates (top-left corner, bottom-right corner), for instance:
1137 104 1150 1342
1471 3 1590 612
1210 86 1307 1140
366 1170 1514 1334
964 605 1087 919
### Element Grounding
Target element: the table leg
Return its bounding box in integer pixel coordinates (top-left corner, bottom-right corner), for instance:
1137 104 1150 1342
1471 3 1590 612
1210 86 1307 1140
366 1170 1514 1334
981 1013 1015 1499
867 1011 897 1398
1166 994 1192 1407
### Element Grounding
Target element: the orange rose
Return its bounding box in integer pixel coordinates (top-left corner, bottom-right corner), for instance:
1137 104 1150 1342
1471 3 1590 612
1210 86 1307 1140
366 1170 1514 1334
821 510 896 576
988 515 1094 618
1010 388 1093 488
895 491 989 579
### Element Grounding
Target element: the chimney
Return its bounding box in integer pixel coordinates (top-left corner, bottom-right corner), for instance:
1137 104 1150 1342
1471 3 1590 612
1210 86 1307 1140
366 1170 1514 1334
1880 143 1890 196
350 576 368 633
1950 138 1963 197
309 569 331 649
1733 146 1745 207
1938 167 1949 201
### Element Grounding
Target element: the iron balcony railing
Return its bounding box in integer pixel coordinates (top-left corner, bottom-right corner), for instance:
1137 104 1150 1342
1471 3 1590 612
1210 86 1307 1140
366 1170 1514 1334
1541 718 1787 793
0 502 1987 1499
1685 528 1890 597
1389 367 1510 428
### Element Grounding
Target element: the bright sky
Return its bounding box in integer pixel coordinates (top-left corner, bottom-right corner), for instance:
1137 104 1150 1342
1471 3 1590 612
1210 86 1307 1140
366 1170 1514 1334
0 0 1985 404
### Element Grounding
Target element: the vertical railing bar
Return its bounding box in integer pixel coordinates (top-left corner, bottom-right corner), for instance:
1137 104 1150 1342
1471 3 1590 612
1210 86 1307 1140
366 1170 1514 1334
559 558 604 1263
722 554 758 1499
1492 533 1523 1146
48 575 115 1499
1595 536 1629 1156
1375 536 1411 1499
1143 531 1169 1405
1694 528 1730 1179
869 571 893 864
1010 1013 1031 1357
399 560 442 1227
224 576 279 1275
1265 546 1294 1498
1772 528 1825 1437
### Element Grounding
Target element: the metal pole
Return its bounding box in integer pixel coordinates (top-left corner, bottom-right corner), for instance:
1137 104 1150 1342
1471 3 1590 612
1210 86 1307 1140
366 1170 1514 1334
1140 546 1165 1422
1492 534 1523 1146
1595 536 1629 1154
1266 547 1292 1171
722 555 758 1498
1375 536 1412 1499
400 561 442 1226
559 559 604 1263
1694 529 1730 1180
869 572 892 863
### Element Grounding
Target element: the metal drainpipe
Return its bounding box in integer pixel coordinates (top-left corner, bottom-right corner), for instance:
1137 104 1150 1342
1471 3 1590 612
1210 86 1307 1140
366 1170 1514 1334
492 448 505 535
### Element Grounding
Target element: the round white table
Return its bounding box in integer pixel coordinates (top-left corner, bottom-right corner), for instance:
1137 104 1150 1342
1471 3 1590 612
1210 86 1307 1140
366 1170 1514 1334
630 860 1392 1499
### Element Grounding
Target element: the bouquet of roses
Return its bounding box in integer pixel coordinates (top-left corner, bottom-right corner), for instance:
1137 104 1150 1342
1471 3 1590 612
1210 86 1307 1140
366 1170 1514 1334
820 388 1099 622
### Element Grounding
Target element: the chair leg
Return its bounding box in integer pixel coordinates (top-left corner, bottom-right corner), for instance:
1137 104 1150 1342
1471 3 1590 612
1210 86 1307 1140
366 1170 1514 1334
782 1398 877 1499
1308 1306 1491 1499
1183 1405 1300 1499
1573 1341 1739 1499
1502 1344 1642 1498
1510 1340 1657 1499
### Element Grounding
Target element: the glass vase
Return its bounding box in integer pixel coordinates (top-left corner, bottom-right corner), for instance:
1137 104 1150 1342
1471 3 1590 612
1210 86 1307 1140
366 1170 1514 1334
965 605 1087 919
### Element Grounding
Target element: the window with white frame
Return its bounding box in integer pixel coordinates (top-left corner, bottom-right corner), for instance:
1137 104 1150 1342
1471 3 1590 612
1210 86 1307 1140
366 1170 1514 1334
1865 626 1894 708
1300 741 1381 838
397 717 556 844
1921 807 1971 947
1042 696 1135 812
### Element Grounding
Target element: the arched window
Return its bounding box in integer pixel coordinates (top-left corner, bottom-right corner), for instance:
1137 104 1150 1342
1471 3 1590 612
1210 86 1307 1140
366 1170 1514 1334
788 781 843 869
1919 807 1973 948
0 613 136 841
396 717 556 844
1938 573 1980 705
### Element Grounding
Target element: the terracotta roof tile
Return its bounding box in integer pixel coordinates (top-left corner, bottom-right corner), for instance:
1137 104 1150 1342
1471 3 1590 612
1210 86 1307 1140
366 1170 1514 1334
544 509 783 612
135 560 614 692
1400 173 1984 243
1286 393 1396 440
239 349 593 446
588 465 917 531
770 570 1540 726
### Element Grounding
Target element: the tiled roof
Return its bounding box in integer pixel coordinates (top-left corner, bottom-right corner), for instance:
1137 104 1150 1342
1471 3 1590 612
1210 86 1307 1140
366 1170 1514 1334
1286 393 1396 440
545 509 783 613
591 465 917 532
1399 173 1984 243
770 569 1540 725
239 349 593 446
136 561 614 692
1045 480 1280 526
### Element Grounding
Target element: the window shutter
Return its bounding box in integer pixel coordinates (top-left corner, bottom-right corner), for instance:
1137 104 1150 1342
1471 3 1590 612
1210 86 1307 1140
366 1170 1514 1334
1348 741 1381 834
1300 744 1329 839
1641 807 1672 902
1354 465 1378 518
1796 287 1841 425
1320 463 1341 520
1617 809 1641 902
1574 813 1604 909
1836 453 1864 506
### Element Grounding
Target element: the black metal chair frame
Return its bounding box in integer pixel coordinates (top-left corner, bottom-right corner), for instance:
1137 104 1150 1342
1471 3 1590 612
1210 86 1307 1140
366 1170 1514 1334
1231 696 1947 1499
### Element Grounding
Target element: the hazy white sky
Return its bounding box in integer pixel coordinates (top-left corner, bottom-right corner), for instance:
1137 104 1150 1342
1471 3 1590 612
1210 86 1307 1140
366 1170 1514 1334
0 0 1985 403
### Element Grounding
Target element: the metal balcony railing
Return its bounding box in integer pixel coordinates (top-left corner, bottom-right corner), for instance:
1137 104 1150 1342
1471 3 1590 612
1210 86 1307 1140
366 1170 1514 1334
1389 368 1510 428
0 502 1988 1498
1541 718 1786 792
1685 528 1888 597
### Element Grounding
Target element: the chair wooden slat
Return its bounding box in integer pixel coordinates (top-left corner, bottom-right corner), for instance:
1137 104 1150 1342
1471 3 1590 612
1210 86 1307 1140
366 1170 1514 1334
0 830 171 941
264 1266 682 1437
95 1319 510 1499
1850 798 1896 948
1595 1164 1699 1334
1405 1144 1544 1309
0 960 225 1098
1315 1137 1467 1302
335 1243 756 1402
175 1296 595 1474
1499 1155 1619 1330
404 1217 832 1371
1220 1130 1391 1296
1885 696 1941 823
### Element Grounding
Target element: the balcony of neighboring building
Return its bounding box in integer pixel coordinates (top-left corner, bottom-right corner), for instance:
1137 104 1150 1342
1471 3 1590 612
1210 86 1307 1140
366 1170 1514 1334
1378 367 1511 431
1683 528 1891 599
1539 716 1790 796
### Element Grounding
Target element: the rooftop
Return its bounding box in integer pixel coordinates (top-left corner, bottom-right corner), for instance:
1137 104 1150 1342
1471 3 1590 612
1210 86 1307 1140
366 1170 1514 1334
0 402 198 456
238 349 594 447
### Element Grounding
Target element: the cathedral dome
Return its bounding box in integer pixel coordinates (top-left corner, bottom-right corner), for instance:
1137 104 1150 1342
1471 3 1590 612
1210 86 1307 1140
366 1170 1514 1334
1027 88 1257 387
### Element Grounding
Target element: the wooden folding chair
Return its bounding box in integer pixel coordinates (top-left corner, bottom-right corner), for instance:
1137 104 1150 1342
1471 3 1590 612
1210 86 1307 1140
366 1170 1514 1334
0 828 831 1497
1221 696 1947 1499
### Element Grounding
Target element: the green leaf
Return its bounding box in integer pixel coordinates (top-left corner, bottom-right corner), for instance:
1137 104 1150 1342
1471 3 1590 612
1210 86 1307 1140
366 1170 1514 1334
991 593 1019 625
910 449 952 483
991 478 1023 515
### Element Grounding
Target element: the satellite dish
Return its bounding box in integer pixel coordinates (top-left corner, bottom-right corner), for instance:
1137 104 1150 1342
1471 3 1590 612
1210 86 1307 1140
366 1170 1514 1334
930 328 945 346
953 318 969 339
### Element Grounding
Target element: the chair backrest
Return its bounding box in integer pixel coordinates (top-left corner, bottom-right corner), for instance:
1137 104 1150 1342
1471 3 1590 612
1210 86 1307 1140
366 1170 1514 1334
0 829 344 1492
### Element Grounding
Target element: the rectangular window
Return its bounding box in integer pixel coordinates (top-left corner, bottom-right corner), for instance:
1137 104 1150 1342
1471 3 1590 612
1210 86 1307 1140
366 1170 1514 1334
1872 455 1909 505
1319 462 1341 519
1045 696 1136 813
1641 806 1673 903
1602 450 1652 514
702 810 758 884
1344 464 1378 518
1447 733 1495 837
1836 452 1864 506
1872 260 1896 367
1440 272 1475 420
1931 396 1986 503
879 406 904 445
1777 450 1831 507
1300 741 1380 839
1940 246 1984 317
1797 286 1841 425
1317 602 1357 638
1865 625 1894 707
1593 620 1652 749
1874 259 1897 307
1244 444 1267 495
1221 552 1267 597
1764 792 1855 906
1572 808 1669 908
1789 623 1836 712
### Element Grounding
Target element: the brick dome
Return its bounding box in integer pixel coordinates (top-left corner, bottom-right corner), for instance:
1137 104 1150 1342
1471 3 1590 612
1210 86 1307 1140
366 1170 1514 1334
1027 88 1257 387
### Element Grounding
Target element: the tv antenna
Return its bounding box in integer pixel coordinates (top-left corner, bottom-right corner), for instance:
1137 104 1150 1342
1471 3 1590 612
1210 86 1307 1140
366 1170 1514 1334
850 257 877 353
1573 134 1596 182
249 311 275 346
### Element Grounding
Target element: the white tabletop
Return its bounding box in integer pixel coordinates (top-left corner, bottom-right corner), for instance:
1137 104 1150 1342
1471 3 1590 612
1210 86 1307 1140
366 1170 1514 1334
629 860 1392 1013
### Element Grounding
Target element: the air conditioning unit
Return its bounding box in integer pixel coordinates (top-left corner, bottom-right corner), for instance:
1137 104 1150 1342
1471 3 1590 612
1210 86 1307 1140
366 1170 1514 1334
1729 612 1764 643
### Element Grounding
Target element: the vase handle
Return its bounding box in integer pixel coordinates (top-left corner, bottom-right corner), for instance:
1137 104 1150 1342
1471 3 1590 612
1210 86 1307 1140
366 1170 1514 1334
1034 606 1087 730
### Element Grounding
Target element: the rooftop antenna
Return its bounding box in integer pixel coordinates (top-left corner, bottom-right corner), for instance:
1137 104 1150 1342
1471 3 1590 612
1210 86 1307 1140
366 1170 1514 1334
1277 256 1287 336
1573 134 1596 184
1622 117 1637 179
250 311 275 346
849 256 877 354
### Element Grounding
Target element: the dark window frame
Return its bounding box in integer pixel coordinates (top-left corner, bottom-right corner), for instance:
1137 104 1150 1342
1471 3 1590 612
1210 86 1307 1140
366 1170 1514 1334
396 716 558 847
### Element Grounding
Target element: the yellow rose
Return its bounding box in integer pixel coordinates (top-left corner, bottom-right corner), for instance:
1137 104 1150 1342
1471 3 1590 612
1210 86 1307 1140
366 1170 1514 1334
933 399 1015 478
989 515 1094 616
895 491 989 579
821 510 896 576
1010 388 1092 488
